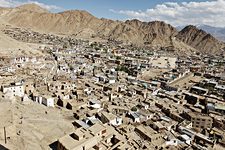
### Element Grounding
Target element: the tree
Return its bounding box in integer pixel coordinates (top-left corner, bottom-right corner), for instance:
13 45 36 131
131 107 138 112
116 56 121 60
95 47 100 50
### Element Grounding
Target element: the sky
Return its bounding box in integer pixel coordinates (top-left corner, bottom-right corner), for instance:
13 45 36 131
0 0 225 27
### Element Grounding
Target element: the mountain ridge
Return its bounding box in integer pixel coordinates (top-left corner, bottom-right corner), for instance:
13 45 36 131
176 25 225 53
0 3 224 54
196 25 225 42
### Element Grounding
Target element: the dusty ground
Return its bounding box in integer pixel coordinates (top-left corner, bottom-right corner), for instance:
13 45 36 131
169 73 203 89
150 57 177 69
138 68 170 81
0 99 74 150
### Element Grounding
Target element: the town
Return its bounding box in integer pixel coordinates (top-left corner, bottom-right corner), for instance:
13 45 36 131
0 34 225 150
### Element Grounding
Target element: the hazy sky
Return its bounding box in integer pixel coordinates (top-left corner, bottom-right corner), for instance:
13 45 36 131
0 0 225 27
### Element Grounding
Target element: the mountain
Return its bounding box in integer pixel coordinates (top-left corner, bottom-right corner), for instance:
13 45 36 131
0 5 178 47
196 25 225 42
176 25 225 53
177 25 225 42
108 20 178 46
1 7 177 46
15 4 50 13
0 3 224 54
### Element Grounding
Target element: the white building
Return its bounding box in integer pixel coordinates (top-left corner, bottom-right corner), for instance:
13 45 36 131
0 66 15 72
130 112 141 123
89 99 101 109
166 139 180 146
101 112 123 126
33 94 54 107
2 83 24 97
42 96 54 107
109 79 116 84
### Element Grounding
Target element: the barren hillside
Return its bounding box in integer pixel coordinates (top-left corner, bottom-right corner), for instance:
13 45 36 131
176 25 225 53
0 4 224 54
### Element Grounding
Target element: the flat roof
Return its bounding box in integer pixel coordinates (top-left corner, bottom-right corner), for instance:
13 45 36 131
191 86 208 92
135 125 158 139
215 104 225 110
59 127 97 150
188 112 212 119
215 85 225 90
88 123 106 135
75 120 90 129
153 122 164 129
58 134 78 150
101 111 117 121
130 112 140 119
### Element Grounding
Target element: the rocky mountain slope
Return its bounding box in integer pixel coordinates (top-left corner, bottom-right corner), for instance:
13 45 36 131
176 25 225 53
196 25 225 42
0 4 224 54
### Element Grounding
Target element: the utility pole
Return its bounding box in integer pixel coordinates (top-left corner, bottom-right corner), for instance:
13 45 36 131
4 127 7 144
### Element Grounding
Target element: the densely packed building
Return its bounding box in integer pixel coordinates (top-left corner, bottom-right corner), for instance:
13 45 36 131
0 40 225 150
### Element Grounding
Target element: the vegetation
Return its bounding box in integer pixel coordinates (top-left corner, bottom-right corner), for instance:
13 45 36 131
103 48 108 53
95 47 100 50
116 56 121 60
131 107 138 112
116 65 130 74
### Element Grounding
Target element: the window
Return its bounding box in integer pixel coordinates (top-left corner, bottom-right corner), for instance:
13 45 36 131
102 129 106 134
